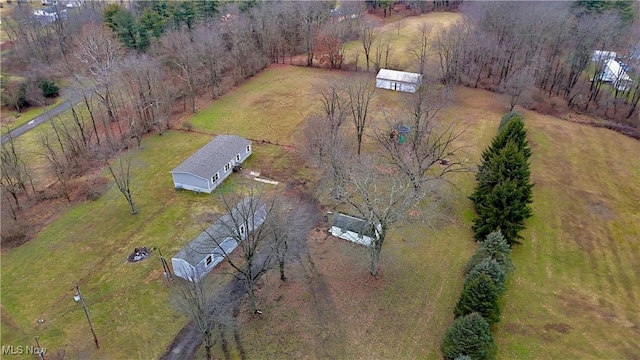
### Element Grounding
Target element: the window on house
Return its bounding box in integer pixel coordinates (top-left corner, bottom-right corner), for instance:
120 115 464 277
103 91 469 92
236 154 241 162
212 173 219 183
205 255 213 266
224 162 231 172
246 145 251 153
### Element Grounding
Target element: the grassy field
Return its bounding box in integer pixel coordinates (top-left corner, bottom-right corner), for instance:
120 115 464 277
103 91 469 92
185 65 343 145
495 109 640 357
2 11 639 360
0 96 70 134
0 128 305 357
342 12 462 73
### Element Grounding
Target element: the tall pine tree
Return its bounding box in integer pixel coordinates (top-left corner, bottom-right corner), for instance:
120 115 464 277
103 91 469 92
441 313 497 360
454 273 501 324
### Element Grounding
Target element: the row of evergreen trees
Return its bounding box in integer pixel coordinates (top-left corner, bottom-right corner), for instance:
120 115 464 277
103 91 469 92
470 112 534 245
440 112 534 360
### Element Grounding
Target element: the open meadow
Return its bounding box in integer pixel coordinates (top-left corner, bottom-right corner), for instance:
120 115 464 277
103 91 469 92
1 11 639 360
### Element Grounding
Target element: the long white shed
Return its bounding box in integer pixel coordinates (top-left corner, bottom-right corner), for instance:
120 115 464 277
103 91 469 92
376 69 423 93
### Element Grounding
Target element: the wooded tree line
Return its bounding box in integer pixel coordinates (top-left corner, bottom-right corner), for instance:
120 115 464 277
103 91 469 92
0 0 352 242
434 1 640 125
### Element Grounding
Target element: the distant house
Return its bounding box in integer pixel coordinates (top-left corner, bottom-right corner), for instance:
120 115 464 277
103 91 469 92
33 6 67 24
171 135 252 193
376 69 422 93
599 59 633 91
330 213 381 247
592 50 617 63
172 197 267 282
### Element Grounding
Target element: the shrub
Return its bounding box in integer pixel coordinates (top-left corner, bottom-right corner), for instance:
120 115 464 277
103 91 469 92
441 312 496 360
480 230 513 271
454 273 501 324
38 79 60 98
498 111 522 132
466 258 507 293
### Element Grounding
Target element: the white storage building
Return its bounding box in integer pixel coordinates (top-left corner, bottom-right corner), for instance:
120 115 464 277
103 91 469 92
376 69 423 93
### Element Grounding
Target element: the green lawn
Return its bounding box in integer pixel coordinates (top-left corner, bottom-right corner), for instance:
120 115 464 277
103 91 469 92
2 16 639 359
342 12 462 73
0 129 295 357
185 65 345 145
0 95 69 135
495 106 640 359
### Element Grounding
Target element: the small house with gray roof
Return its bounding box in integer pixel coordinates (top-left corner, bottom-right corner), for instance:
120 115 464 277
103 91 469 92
172 197 267 282
330 213 381 247
171 135 252 193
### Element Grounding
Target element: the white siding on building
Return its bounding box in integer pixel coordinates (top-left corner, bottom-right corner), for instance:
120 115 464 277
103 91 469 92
376 69 422 93
330 226 374 246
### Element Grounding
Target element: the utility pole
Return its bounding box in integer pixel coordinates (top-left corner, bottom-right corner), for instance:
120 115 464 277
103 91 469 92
74 284 100 349
34 336 44 360
157 248 173 280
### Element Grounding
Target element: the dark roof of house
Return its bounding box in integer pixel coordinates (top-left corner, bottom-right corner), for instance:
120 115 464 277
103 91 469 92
171 135 251 179
173 197 265 266
332 213 379 239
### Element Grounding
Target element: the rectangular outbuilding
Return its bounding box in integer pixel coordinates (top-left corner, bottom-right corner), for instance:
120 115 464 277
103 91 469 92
330 213 381 247
171 135 252 193
171 197 267 282
376 69 423 93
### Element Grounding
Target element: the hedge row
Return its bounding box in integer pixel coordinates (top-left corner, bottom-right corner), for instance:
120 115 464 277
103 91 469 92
441 112 533 360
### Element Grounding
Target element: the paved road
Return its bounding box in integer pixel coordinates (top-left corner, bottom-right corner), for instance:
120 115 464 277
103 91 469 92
1 90 84 145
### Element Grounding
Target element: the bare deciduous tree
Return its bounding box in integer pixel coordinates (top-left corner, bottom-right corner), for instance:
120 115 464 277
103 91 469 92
204 191 272 314
408 23 432 74
346 75 376 155
0 129 33 218
171 276 231 360
361 25 377 72
340 156 426 276
376 81 466 193
105 155 137 214
264 193 313 282
72 23 123 125
435 20 469 84
503 65 534 111
161 29 200 113
372 36 392 71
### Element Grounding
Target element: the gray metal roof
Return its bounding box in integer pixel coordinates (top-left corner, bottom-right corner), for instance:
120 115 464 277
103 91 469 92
173 197 266 266
332 213 378 239
171 135 251 179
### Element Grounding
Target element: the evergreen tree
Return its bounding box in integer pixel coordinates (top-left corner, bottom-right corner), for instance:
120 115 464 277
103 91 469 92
441 312 497 360
498 111 522 133
470 141 533 213
465 230 513 273
477 117 531 177
466 258 507 294
139 8 166 39
472 179 532 245
481 230 513 270
454 274 501 324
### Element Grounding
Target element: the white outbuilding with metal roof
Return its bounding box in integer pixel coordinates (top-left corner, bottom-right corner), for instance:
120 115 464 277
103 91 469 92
376 69 423 93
